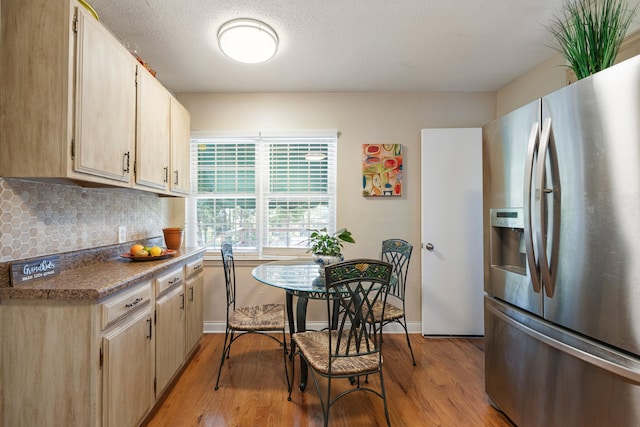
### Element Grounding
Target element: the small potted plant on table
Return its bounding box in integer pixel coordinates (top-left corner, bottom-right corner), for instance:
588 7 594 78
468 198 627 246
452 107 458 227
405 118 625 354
307 227 355 276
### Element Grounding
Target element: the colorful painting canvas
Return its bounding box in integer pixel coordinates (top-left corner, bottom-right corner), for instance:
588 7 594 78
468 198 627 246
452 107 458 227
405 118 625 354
362 144 403 197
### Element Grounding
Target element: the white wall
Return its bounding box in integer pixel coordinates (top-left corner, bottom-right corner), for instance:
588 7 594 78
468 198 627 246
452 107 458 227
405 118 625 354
177 92 496 331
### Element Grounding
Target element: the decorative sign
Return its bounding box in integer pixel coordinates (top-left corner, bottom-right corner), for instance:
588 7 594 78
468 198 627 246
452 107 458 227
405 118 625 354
362 144 403 197
10 255 60 286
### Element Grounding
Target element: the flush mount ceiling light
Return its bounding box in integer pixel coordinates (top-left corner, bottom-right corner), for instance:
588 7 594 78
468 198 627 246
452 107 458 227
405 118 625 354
217 18 279 64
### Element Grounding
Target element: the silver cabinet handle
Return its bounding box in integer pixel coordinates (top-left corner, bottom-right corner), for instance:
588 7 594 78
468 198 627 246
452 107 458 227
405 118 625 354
425 243 434 251
123 151 130 173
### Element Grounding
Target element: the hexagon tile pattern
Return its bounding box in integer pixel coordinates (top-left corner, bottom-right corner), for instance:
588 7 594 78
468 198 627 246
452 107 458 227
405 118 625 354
0 178 164 262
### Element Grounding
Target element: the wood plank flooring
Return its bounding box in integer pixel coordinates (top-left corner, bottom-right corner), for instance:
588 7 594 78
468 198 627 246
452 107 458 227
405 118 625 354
144 333 514 427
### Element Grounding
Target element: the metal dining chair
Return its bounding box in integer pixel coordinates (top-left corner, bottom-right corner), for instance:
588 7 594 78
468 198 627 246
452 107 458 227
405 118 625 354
214 243 290 390
377 238 416 365
288 259 393 427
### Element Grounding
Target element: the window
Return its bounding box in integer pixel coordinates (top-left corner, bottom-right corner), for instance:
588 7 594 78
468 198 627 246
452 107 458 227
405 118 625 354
186 130 338 256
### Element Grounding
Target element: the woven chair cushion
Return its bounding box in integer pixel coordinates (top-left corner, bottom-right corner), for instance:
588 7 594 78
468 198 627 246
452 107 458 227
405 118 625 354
365 300 404 323
229 303 285 331
293 330 381 376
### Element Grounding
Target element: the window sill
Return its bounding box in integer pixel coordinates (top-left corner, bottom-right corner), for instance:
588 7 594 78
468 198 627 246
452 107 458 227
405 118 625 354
203 251 313 265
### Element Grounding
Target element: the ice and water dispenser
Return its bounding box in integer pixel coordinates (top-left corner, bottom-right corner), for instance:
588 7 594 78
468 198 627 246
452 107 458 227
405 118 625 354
490 208 526 276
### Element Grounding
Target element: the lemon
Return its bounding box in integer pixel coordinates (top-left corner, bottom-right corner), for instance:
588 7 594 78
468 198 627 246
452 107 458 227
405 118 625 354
149 246 162 257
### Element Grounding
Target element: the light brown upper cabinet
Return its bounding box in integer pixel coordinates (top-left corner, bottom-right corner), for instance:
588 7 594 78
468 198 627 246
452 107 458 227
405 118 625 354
0 0 191 196
75 7 137 184
135 65 172 192
170 97 192 195
0 0 136 187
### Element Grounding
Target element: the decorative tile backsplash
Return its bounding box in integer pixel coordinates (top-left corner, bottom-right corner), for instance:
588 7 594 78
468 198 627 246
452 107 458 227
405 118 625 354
0 178 165 262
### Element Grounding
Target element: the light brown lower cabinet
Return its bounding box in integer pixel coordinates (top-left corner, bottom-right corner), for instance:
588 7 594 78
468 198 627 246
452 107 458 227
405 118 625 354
185 258 204 353
102 284 155 427
0 255 204 427
154 267 186 397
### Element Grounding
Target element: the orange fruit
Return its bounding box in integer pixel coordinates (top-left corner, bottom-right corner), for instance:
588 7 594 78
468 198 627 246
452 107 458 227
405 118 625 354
130 244 144 255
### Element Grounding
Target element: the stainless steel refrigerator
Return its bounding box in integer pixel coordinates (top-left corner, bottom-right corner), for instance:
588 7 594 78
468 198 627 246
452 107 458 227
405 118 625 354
483 55 640 427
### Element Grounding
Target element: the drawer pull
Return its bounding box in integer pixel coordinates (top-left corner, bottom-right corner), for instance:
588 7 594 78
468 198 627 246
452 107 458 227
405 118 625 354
168 277 181 285
125 297 143 308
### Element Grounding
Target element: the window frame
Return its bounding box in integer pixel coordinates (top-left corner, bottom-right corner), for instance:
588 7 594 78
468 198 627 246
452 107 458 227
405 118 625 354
185 130 338 259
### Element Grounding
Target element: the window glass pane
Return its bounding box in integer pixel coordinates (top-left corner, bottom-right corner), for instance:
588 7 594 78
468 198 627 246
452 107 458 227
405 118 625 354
269 143 328 193
195 198 257 249
196 143 255 193
265 199 330 248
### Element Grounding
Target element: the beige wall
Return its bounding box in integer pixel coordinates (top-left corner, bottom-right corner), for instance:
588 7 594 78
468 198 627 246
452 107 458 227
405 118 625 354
496 26 640 117
177 91 496 330
496 53 567 117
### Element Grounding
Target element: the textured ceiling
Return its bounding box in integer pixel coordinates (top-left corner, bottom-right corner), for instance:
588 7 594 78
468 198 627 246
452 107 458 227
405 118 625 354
85 0 626 94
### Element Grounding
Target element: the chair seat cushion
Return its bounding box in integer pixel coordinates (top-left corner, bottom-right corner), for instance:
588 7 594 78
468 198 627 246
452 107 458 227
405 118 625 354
368 300 404 322
229 303 285 331
293 330 380 376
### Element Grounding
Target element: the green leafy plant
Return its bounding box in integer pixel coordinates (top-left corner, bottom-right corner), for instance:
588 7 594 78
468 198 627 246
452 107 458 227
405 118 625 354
546 0 637 80
306 227 355 256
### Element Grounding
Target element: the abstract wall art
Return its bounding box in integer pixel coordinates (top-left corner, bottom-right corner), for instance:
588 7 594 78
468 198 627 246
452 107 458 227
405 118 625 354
362 144 403 197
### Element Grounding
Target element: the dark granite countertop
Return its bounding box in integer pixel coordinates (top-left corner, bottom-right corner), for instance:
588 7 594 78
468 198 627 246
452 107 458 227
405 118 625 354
0 246 206 301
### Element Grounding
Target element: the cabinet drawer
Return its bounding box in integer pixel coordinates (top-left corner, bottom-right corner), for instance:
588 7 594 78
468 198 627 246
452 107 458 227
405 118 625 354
185 258 203 279
101 281 152 330
155 267 184 297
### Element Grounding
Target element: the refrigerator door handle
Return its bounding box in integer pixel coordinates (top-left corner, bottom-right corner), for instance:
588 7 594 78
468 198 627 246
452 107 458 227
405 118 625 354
536 118 560 298
523 121 541 293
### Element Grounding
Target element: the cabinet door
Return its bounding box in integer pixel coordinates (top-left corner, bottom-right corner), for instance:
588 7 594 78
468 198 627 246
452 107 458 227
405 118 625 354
102 307 154 427
74 7 136 184
170 97 192 195
186 269 204 352
136 65 171 191
155 284 186 396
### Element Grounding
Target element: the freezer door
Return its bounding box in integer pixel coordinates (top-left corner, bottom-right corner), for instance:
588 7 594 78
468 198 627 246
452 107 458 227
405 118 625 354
482 99 543 316
485 296 640 427
541 55 640 357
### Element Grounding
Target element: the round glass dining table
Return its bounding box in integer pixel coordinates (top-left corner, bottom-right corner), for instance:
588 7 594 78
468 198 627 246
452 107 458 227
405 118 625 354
251 258 336 390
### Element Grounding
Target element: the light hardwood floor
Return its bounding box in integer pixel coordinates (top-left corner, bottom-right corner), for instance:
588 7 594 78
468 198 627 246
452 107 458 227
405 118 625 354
144 333 514 427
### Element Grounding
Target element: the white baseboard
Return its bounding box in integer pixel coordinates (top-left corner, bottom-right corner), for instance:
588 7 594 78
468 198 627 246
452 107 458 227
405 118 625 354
203 320 422 334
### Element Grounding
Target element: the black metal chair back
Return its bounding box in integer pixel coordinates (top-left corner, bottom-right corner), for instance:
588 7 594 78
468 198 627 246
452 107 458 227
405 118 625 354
381 238 413 301
220 242 236 314
325 260 392 365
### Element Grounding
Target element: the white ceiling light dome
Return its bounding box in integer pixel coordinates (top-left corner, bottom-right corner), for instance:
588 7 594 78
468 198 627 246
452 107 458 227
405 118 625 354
217 18 279 64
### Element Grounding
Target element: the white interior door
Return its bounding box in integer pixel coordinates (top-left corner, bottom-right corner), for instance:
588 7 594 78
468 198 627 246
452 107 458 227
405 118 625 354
421 128 484 335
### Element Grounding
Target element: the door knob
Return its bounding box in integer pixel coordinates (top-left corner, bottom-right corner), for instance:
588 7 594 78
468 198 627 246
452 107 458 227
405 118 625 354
425 243 434 251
